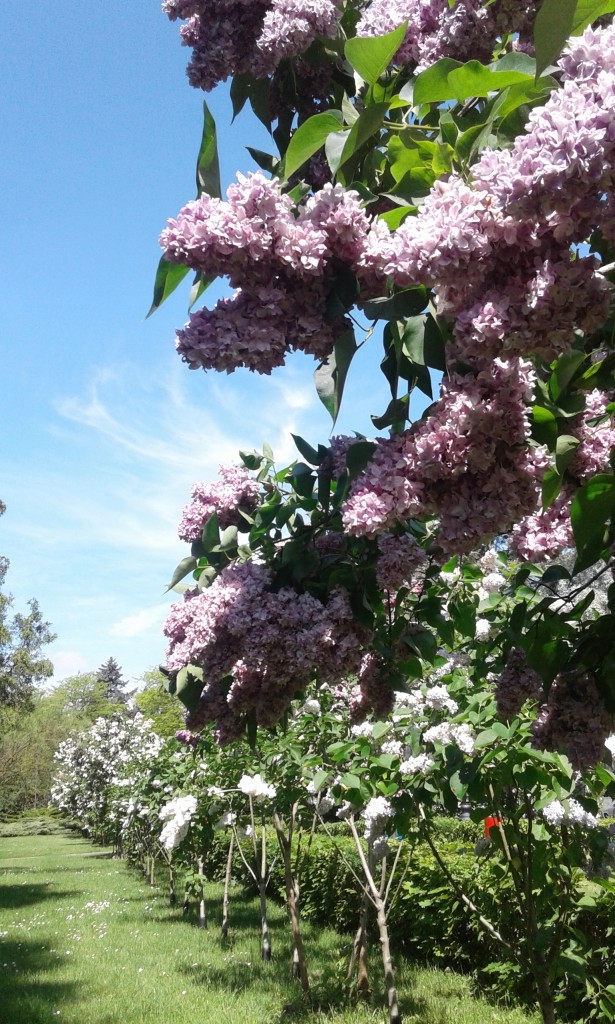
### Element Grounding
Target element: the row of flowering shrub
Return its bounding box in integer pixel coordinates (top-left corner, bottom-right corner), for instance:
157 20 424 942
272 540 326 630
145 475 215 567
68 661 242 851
52 631 615 1023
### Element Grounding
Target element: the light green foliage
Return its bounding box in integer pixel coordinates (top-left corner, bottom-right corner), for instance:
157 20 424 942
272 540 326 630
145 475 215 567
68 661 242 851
133 668 186 737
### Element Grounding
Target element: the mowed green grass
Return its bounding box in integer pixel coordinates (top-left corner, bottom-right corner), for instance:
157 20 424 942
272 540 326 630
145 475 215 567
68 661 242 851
0 831 539 1024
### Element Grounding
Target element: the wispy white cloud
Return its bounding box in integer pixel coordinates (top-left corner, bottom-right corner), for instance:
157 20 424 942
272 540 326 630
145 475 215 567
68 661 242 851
110 602 170 638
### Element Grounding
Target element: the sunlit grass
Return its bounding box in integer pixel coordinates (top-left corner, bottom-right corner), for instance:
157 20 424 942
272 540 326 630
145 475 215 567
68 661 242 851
0 832 539 1024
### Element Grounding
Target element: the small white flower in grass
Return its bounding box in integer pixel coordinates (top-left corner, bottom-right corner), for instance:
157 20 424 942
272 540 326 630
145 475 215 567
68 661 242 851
237 773 276 802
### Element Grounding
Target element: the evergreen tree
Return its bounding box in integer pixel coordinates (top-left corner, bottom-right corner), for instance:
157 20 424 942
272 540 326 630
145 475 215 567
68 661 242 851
96 656 126 704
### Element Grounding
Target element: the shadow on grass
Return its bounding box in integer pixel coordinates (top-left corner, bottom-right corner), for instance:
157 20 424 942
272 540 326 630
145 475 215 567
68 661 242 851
0 883 83 911
0 939 78 1024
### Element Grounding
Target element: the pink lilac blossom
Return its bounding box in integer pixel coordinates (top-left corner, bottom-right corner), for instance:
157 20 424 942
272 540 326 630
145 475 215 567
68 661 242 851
571 389 615 482
376 532 426 590
178 465 260 540
163 0 341 92
494 647 542 720
164 559 366 739
344 359 547 553
356 0 535 74
531 670 614 769
348 653 395 723
175 276 346 374
512 390 614 562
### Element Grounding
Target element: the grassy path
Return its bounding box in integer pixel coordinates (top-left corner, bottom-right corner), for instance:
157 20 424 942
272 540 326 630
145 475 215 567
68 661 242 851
0 830 539 1024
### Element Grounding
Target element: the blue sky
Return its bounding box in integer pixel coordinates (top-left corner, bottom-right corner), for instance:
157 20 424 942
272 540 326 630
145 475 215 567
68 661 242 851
1 1 401 688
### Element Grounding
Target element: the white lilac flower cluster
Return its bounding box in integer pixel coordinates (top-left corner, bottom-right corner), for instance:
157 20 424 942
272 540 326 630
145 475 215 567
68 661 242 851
159 795 199 852
423 722 475 756
362 796 393 861
237 773 276 802
541 798 598 829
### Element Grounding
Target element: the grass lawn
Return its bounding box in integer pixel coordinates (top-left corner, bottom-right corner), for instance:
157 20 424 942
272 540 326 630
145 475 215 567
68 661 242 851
0 829 539 1024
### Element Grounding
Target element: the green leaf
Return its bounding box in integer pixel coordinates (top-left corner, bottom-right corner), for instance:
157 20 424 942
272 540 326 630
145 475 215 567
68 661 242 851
147 258 190 318
346 440 377 478
292 434 320 466
571 0 615 33
175 665 205 713
532 405 558 448
338 102 389 169
571 474 615 569
555 434 581 474
344 22 408 85
325 128 352 177
201 512 221 553
363 287 428 321
196 99 221 198
542 467 563 509
314 330 358 426
549 350 586 401
283 111 344 179
166 556 198 593
414 55 535 105
378 206 415 229
188 272 214 311
534 0 577 77
371 396 409 430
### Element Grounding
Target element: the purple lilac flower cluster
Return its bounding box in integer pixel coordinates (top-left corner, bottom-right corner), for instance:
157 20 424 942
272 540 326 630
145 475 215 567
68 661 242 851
512 390 614 561
531 670 614 769
343 359 547 553
178 465 260 541
348 652 395 723
494 647 542 720
163 560 368 741
356 0 536 74
376 532 426 590
362 25 615 369
162 0 340 92
161 175 371 373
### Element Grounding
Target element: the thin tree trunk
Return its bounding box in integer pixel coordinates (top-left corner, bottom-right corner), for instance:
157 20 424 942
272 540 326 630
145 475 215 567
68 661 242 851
376 898 402 1024
169 865 176 906
273 812 309 994
182 881 190 918
347 888 370 999
197 855 207 929
221 834 234 941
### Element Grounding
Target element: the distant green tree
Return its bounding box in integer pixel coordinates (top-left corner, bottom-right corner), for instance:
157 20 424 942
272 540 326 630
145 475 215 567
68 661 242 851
96 656 127 705
0 502 55 710
133 668 185 737
48 672 120 721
